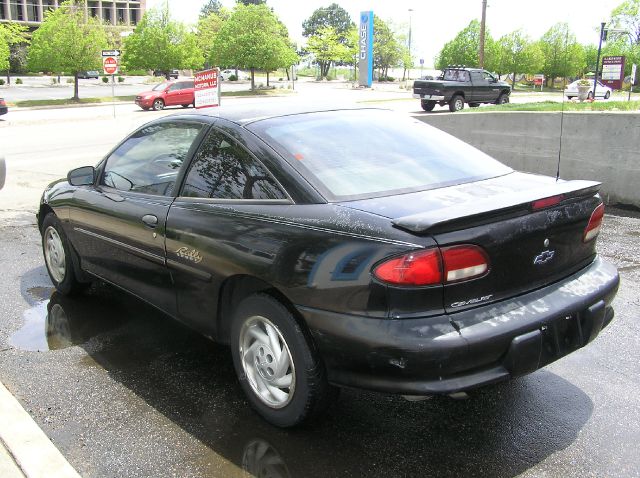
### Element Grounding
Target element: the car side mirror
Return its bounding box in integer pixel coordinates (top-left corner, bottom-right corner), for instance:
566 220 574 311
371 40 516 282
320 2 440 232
0 157 5 190
68 166 95 186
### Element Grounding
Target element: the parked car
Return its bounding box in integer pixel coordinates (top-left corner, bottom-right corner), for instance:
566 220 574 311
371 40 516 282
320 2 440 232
135 80 195 111
413 67 511 112
565 80 612 100
0 98 7 116
77 70 100 79
37 106 619 427
220 69 250 81
154 69 179 79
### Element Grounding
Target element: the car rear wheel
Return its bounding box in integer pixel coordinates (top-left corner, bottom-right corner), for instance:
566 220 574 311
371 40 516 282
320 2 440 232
41 213 86 295
604 91 611 99
449 95 465 112
152 99 165 111
421 100 436 111
230 294 337 427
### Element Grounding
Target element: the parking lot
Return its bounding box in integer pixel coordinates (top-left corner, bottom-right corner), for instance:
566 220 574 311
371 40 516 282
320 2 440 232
1 91 639 477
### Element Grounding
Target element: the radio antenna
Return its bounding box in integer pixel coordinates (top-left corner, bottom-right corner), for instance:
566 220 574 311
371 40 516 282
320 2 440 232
556 25 570 182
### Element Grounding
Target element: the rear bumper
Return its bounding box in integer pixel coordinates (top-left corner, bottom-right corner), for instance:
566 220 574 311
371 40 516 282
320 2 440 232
413 94 445 101
299 257 619 395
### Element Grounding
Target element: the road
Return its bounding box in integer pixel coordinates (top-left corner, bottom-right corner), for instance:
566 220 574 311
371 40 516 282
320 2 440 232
0 90 639 477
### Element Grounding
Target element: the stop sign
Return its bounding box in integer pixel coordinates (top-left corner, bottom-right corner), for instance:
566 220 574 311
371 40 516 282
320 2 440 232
103 56 118 75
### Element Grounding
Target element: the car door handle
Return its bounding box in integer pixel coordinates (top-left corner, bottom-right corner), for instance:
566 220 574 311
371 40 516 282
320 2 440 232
142 214 158 228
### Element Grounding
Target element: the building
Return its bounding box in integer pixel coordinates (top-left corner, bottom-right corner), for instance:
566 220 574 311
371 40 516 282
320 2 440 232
0 0 146 27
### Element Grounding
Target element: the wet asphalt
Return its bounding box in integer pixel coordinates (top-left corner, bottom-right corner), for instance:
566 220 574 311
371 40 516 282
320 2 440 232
0 209 638 478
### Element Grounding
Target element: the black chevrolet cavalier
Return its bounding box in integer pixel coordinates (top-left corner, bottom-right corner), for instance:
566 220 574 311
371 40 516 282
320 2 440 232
38 106 619 427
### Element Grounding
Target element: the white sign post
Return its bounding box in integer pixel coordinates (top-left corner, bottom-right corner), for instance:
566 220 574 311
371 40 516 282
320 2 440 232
101 50 121 117
629 64 637 101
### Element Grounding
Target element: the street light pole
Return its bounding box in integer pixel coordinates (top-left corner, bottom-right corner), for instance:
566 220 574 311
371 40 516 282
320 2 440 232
408 9 413 80
593 22 606 99
479 0 487 68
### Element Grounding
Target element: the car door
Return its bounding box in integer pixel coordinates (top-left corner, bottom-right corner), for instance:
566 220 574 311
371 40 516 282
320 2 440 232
68 120 208 315
469 71 490 102
165 127 291 335
164 82 184 106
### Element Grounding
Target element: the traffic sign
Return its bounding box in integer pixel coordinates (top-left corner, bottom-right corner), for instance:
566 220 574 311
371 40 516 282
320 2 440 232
101 49 121 57
103 56 118 75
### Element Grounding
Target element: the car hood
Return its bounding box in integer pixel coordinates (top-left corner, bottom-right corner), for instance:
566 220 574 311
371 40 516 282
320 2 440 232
136 90 160 97
339 171 599 233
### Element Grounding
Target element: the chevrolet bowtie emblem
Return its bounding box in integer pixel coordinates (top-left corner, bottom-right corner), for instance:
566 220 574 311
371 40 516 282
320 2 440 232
533 250 555 265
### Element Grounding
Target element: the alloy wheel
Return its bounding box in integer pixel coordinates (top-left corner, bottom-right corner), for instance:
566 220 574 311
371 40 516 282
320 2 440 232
44 226 66 283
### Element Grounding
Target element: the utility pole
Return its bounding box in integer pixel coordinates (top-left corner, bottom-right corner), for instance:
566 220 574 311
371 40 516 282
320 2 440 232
408 9 413 80
479 0 487 68
594 22 606 100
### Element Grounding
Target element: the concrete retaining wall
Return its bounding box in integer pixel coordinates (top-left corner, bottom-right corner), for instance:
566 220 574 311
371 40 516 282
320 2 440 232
416 112 640 207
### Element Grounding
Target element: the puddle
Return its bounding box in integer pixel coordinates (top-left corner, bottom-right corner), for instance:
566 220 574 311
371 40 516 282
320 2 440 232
11 286 123 352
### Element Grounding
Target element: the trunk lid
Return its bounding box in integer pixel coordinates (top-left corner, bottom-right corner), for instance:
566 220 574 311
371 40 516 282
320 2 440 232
341 172 603 312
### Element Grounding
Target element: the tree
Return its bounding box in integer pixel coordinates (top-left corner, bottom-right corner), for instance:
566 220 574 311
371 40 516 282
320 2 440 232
27 1 108 100
435 20 497 71
610 0 640 45
537 23 584 86
200 0 222 17
0 23 30 84
197 11 225 64
373 17 403 80
122 7 204 76
236 0 266 5
211 4 297 90
496 30 543 87
306 26 349 79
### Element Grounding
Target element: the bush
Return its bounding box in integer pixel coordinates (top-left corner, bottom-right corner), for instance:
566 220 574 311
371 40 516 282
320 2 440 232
102 76 109 83
66 78 74 84
122 69 148 76
0 79 4 85
118 76 125 83
228 74 238 81
51 78 58 85
15 78 23 84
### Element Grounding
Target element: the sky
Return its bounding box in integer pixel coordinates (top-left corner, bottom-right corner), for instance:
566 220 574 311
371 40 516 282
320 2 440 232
146 0 624 67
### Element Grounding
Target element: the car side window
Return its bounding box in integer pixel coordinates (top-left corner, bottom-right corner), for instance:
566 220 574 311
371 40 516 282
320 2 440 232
470 72 484 83
168 83 181 91
483 71 495 82
101 122 204 196
183 81 194 89
181 130 287 200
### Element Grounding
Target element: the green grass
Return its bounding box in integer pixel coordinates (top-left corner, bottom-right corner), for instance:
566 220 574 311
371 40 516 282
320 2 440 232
467 100 640 112
12 96 136 107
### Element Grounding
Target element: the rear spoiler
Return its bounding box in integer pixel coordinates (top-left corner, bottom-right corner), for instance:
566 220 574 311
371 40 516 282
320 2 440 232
392 180 601 234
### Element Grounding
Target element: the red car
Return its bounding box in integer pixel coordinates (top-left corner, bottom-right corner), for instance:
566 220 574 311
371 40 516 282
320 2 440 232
0 98 8 116
135 80 195 111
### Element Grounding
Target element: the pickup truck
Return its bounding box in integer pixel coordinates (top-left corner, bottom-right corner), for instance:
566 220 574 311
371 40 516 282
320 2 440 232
413 67 511 112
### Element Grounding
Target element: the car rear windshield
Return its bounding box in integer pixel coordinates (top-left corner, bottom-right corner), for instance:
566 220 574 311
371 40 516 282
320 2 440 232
248 109 512 201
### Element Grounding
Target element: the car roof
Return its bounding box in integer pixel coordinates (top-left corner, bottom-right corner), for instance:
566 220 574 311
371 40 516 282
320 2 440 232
168 103 385 126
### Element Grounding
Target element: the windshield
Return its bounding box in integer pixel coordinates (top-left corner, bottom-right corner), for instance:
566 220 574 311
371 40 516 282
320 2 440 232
248 109 512 201
152 82 171 91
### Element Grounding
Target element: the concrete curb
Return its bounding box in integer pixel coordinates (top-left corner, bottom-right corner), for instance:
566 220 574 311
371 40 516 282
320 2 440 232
0 381 81 478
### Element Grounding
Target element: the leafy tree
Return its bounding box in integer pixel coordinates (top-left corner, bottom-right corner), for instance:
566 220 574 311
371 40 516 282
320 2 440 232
435 20 497 71
28 1 108 100
306 26 349 79
122 7 204 76
496 30 543 87
537 23 584 86
373 17 403 80
236 0 266 5
0 23 30 84
302 4 354 77
200 0 223 17
197 11 225 64
609 0 640 45
211 4 297 90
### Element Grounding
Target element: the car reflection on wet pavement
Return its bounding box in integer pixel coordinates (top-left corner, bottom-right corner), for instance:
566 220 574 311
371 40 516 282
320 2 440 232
8 281 597 477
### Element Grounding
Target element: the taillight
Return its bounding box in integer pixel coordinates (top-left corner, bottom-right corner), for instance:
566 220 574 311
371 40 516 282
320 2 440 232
373 245 490 286
583 203 604 242
532 194 564 210
441 245 490 282
373 249 442 286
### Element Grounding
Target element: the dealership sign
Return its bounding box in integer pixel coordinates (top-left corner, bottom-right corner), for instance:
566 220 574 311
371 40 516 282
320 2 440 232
601 55 625 90
101 49 120 75
194 68 220 108
358 11 374 87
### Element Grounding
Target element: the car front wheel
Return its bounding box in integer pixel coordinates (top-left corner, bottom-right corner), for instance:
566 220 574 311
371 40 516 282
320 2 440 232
604 91 611 99
152 99 165 111
496 94 509 105
449 95 465 112
41 214 86 295
230 294 337 427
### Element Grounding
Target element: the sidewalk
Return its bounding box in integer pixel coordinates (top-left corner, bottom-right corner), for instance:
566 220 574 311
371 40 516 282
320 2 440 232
0 381 81 478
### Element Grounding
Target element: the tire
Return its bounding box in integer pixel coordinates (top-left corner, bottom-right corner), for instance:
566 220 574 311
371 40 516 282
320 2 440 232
604 91 611 99
230 293 337 427
421 100 436 111
152 99 165 111
181 104 190 108
469 102 480 108
449 95 465 112
567 96 574 100
496 94 509 105
41 213 86 295
587 92 594 100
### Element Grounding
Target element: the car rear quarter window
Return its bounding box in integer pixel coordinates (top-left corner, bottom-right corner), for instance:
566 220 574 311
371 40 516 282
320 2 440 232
101 122 204 196
248 110 512 201
181 130 287 200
